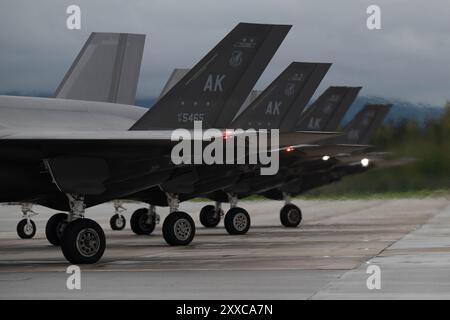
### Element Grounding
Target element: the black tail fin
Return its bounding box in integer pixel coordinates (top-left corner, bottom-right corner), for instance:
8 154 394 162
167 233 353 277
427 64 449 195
278 63 331 132
130 23 291 130
295 86 361 131
231 62 331 130
339 104 392 144
55 33 145 105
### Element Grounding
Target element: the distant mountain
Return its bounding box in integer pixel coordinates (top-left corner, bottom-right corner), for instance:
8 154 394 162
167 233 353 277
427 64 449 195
343 96 444 126
135 97 157 108
1 91 445 126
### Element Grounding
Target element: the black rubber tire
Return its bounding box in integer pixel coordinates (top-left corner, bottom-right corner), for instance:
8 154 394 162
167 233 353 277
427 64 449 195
60 218 105 264
199 205 221 228
162 211 195 246
17 219 36 239
130 208 156 235
110 214 126 231
224 207 251 235
45 213 68 246
280 204 302 228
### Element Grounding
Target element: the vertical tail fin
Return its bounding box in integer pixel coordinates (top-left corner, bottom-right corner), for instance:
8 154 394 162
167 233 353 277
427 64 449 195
130 23 291 130
295 86 361 131
339 104 392 144
231 62 331 130
54 32 145 105
278 63 331 132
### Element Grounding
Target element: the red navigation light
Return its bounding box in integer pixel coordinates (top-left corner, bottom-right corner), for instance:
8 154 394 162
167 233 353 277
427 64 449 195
223 129 233 140
286 146 294 152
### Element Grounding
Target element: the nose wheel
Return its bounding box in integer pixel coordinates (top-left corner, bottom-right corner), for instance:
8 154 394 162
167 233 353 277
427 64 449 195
17 219 36 239
110 201 127 230
16 203 38 239
110 214 126 230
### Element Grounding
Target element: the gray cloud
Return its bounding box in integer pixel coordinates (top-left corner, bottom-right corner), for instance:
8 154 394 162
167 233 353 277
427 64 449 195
0 0 449 105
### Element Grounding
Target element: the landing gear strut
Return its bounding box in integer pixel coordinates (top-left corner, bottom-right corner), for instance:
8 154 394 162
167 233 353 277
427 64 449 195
130 204 160 235
162 193 195 246
60 194 106 264
199 201 223 228
16 203 37 239
110 200 127 230
279 192 302 228
224 193 251 235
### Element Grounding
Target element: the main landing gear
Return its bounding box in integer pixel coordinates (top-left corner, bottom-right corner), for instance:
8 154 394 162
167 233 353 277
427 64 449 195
130 204 160 235
199 202 224 228
162 193 195 246
110 200 127 231
46 194 105 264
223 193 251 235
279 193 302 228
16 203 37 239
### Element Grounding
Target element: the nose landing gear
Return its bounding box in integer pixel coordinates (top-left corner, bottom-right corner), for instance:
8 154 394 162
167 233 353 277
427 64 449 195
110 200 127 231
16 203 37 239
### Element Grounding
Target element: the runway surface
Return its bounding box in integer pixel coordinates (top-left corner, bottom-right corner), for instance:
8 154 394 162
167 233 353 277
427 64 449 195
0 197 449 299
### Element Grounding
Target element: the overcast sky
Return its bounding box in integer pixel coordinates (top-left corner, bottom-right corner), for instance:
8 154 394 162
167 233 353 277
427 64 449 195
0 0 449 106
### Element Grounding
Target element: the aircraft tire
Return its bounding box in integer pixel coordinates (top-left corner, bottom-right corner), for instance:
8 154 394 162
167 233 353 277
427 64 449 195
130 208 156 235
17 219 36 239
280 204 302 227
224 207 251 235
45 212 68 246
110 214 126 231
162 211 195 246
61 218 105 264
199 205 221 228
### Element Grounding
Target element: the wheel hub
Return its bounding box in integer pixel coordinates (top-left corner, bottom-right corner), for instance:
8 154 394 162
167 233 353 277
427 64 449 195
287 209 300 224
139 214 152 230
233 213 248 232
115 215 125 228
24 223 33 235
76 228 100 257
173 218 191 241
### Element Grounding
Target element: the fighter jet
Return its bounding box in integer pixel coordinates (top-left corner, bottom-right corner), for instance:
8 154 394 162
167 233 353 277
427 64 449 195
1 23 337 264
